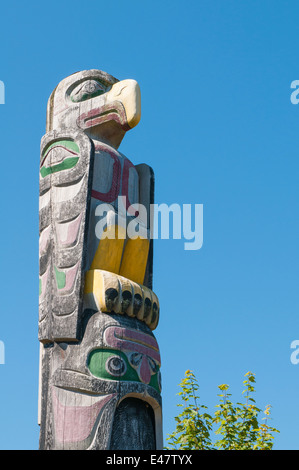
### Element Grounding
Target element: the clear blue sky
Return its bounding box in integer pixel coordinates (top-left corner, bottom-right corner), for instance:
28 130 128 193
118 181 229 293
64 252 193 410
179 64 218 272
0 0 298 450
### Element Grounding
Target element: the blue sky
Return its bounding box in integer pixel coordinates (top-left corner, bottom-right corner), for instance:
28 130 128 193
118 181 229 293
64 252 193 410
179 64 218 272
0 0 298 450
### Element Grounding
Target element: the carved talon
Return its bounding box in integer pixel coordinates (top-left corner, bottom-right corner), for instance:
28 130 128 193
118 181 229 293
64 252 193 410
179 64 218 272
84 269 159 330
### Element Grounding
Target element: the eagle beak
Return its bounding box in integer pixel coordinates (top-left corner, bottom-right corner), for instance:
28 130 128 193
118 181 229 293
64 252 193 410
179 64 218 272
106 79 141 129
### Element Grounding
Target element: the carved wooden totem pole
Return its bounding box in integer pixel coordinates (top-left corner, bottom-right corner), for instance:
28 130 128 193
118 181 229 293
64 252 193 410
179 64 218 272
38 69 162 450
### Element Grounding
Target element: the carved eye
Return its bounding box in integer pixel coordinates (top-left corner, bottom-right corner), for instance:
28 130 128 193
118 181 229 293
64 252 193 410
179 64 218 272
105 355 127 377
70 79 107 103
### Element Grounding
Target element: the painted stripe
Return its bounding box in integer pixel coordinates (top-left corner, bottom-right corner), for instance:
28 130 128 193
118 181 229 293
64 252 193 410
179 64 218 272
104 326 160 364
91 148 121 203
41 140 79 163
40 157 79 178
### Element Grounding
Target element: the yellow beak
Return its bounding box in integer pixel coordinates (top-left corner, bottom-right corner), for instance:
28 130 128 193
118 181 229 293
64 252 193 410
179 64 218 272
106 79 141 129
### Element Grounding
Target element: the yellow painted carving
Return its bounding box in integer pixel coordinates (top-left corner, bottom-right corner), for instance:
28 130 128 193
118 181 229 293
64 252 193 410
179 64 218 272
106 79 141 129
84 269 160 330
84 269 106 311
91 225 126 273
119 237 150 285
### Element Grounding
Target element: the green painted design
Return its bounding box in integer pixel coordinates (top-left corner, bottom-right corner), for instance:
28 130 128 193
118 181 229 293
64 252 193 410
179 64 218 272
70 80 106 103
54 266 66 290
87 349 161 393
39 278 42 296
71 88 105 103
43 140 79 156
40 157 79 178
40 139 80 178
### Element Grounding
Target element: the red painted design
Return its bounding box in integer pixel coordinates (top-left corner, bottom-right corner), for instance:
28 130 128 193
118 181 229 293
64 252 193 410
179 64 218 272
91 143 138 213
139 355 152 384
91 145 121 203
52 387 116 444
77 103 130 131
104 325 161 383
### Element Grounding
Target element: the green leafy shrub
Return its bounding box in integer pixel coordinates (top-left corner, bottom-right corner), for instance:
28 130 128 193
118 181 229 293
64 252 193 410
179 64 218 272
166 370 279 450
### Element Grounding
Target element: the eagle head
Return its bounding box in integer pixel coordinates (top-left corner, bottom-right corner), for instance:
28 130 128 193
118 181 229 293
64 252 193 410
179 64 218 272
46 69 141 149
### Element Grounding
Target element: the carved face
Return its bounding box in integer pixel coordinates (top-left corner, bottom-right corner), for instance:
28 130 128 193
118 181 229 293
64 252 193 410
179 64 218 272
50 312 162 450
47 69 141 148
87 325 162 393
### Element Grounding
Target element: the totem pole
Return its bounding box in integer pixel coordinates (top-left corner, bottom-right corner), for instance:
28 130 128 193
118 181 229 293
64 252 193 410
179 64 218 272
38 69 162 450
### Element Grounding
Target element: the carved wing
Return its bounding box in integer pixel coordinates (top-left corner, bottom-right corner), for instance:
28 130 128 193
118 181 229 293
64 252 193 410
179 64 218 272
39 129 94 342
135 163 155 290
